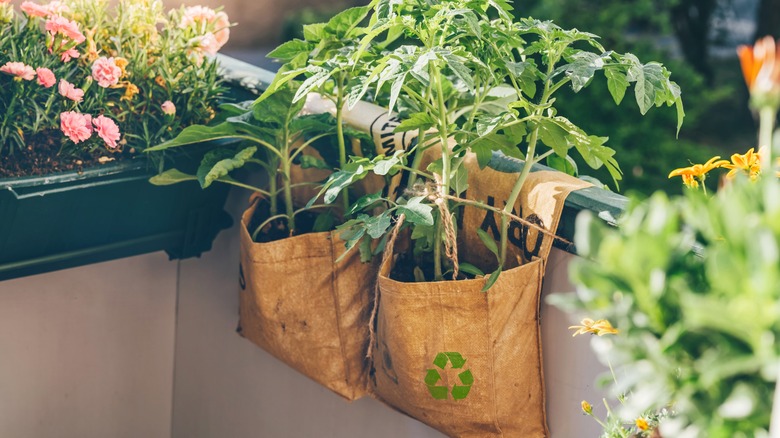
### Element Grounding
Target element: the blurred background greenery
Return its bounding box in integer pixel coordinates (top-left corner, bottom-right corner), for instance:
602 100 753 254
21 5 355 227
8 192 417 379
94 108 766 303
272 0 768 196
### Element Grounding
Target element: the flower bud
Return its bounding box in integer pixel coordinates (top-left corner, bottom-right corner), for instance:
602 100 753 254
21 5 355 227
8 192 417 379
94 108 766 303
161 100 176 116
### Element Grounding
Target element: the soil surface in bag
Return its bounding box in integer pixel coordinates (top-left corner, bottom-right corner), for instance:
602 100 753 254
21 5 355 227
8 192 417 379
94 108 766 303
0 130 135 178
247 200 325 243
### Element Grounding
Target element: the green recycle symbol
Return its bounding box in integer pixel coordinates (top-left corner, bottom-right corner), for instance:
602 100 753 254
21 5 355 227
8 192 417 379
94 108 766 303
424 352 474 400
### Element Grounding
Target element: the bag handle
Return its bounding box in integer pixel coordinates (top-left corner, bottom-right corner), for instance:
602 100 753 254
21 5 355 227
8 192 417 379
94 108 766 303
366 213 405 361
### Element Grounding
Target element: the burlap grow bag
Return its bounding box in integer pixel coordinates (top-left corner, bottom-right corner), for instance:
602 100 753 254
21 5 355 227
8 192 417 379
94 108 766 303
237 198 377 400
370 169 590 437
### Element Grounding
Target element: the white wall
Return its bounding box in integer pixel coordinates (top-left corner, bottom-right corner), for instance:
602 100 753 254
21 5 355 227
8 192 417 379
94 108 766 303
171 188 608 438
0 253 177 438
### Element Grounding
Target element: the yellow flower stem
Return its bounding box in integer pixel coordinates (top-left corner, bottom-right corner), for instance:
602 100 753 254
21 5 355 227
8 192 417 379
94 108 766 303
759 106 776 173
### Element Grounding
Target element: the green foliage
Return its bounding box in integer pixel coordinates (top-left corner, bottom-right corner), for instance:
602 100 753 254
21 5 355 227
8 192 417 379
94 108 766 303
150 83 343 237
0 0 227 157
522 0 752 196
315 0 683 281
562 177 780 436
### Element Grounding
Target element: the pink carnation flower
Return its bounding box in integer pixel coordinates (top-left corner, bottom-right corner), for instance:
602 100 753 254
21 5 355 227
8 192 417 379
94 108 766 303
58 79 84 102
60 111 92 143
213 11 230 49
180 6 217 27
60 47 79 63
180 6 230 52
0 62 36 81
36 67 56 88
161 100 176 116
91 57 121 87
21 1 50 17
21 1 67 18
92 115 120 149
196 33 220 56
45 15 85 44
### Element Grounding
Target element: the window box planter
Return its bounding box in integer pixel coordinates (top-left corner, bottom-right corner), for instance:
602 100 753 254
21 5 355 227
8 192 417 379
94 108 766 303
0 54 269 282
0 153 232 281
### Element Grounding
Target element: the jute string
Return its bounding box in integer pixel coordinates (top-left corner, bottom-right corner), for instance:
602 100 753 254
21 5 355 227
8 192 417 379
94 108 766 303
366 213 406 360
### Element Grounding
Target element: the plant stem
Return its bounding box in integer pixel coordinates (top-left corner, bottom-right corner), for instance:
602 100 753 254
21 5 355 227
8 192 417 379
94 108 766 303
498 132 537 266
282 158 295 236
269 165 278 216
497 54 559 267
281 126 294 235
336 73 350 215
759 106 776 172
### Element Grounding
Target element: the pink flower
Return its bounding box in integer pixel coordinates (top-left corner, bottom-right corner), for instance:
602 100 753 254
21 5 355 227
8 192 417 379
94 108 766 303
21 1 50 17
195 33 220 56
60 111 92 143
58 79 84 102
36 67 56 87
161 100 176 116
0 62 36 81
180 6 230 52
60 47 79 63
45 15 85 44
213 12 230 48
92 115 120 149
21 1 68 18
180 6 217 28
91 57 121 87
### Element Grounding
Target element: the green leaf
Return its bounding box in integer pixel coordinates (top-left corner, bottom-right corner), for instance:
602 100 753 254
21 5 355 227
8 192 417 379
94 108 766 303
470 133 519 169
397 196 434 226
316 163 369 206
506 61 538 98
452 163 469 196
336 221 366 263
197 146 257 188
481 268 502 292
325 5 371 37
675 96 685 137
459 262 485 278
149 169 197 186
303 23 327 42
312 210 336 232
561 51 611 92
394 112 435 133
537 119 570 157
439 49 474 90
267 39 312 61
298 155 331 170
477 228 499 257
365 212 392 239
627 57 666 115
604 68 628 105
373 155 401 176
546 154 578 176
350 192 383 215
476 114 507 136
294 66 332 103
144 123 238 152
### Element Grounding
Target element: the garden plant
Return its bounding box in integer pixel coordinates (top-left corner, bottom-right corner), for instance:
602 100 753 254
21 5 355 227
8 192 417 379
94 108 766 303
559 35 780 438
0 0 230 177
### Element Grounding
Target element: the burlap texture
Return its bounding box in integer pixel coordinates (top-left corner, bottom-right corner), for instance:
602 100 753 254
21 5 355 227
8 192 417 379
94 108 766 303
237 198 377 401
370 170 590 437
372 257 547 437
457 165 592 271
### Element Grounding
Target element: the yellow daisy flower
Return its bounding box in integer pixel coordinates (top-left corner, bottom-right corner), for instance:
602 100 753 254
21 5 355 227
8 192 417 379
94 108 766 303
569 318 619 336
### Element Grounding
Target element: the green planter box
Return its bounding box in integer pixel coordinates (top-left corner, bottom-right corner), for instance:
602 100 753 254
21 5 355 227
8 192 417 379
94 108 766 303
0 156 232 281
